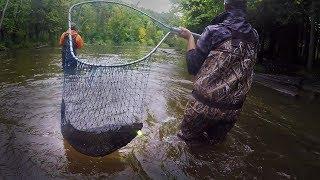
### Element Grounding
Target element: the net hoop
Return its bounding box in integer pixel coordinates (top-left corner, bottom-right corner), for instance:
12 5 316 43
67 0 174 67
61 0 185 157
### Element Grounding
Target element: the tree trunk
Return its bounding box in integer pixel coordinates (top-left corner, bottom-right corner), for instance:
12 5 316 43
316 39 319 62
269 30 276 59
258 31 265 63
298 24 306 60
297 25 302 58
307 0 316 70
0 0 10 30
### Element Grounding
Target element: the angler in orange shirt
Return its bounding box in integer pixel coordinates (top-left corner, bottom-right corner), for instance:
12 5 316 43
60 24 84 71
59 24 84 52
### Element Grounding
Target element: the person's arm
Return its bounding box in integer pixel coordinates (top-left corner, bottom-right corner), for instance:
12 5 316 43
179 27 212 75
179 27 196 51
179 26 232 75
75 34 84 49
59 32 67 46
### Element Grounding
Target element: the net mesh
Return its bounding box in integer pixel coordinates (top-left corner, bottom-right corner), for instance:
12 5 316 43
61 38 155 157
61 2 171 157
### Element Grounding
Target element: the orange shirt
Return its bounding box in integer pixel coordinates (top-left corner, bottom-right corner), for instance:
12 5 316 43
59 30 84 49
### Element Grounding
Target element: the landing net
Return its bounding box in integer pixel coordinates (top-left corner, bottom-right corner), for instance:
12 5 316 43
61 1 172 157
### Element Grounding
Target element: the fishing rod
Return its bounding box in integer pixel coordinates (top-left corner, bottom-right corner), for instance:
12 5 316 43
68 0 201 39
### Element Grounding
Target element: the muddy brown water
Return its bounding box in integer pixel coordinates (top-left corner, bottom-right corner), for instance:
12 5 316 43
0 47 319 179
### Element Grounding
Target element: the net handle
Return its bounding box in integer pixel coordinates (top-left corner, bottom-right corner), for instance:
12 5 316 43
66 0 200 67
68 1 200 38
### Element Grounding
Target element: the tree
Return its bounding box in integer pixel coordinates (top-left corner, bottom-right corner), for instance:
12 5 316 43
0 0 10 30
307 0 316 70
0 0 170 48
177 0 320 72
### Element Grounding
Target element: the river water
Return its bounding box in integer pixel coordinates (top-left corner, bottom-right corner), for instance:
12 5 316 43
0 47 319 179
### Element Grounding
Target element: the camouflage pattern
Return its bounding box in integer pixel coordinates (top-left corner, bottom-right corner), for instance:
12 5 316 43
194 39 258 105
181 99 241 144
181 31 259 144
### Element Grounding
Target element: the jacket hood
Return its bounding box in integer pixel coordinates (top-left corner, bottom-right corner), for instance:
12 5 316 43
212 9 257 41
223 9 251 32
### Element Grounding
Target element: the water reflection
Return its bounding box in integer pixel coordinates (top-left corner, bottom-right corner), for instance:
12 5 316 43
63 140 127 175
0 48 61 84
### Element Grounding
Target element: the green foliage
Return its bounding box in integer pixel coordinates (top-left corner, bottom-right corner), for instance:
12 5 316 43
0 0 70 48
176 0 320 69
0 0 175 49
179 0 224 33
0 42 7 51
177 0 319 34
71 4 168 46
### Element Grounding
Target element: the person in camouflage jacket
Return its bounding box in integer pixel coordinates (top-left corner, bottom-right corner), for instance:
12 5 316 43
178 0 259 144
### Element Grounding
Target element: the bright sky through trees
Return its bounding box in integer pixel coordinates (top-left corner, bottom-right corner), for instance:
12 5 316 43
126 0 172 12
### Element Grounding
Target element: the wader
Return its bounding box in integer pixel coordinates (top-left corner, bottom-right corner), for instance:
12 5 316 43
62 35 78 74
181 38 258 144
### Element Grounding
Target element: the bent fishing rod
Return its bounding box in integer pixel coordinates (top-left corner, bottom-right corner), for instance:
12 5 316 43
68 0 201 39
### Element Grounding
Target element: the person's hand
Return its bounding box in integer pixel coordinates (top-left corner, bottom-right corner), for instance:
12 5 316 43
178 27 193 40
66 28 72 35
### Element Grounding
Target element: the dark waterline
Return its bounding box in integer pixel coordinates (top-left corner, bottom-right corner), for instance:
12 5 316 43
0 47 319 178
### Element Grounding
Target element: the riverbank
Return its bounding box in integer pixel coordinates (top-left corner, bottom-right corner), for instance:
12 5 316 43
0 42 50 51
254 73 320 97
